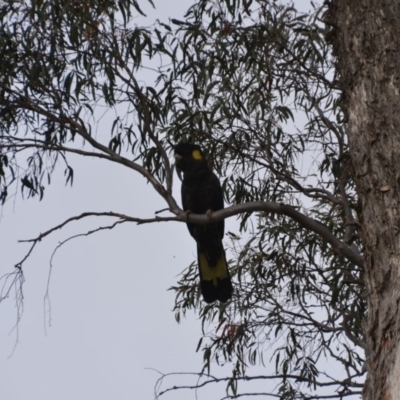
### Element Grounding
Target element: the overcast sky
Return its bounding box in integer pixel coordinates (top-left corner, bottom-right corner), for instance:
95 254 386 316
0 2 319 400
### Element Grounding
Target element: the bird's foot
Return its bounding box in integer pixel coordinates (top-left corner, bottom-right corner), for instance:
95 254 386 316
184 210 192 221
205 209 213 219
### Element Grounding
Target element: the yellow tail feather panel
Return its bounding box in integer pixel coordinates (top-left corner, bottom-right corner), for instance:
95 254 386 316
198 251 229 287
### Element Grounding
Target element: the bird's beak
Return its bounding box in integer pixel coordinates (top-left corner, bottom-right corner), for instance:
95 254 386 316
174 154 183 161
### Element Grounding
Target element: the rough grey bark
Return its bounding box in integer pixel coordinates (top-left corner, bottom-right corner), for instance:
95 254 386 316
330 1 400 399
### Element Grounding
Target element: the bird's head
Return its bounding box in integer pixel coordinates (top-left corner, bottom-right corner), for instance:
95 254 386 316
174 142 207 172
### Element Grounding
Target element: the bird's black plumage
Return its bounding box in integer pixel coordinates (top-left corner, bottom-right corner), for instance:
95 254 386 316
174 142 232 303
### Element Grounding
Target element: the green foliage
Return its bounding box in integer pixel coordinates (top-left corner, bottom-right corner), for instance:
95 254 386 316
0 0 157 202
0 0 364 398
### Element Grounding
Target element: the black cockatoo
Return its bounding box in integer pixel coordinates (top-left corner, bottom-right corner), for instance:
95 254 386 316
174 142 232 303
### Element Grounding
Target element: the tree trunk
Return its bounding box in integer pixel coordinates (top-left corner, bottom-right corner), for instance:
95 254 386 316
330 1 400 399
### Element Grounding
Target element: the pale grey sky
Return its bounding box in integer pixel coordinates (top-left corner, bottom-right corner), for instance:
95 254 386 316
0 1 319 400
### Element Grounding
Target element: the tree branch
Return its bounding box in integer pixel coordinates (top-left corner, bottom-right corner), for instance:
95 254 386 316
2 85 179 212
112 43 174 194
154 370 363 398
15 199 363 270
182 202 363 268
18 211 179 245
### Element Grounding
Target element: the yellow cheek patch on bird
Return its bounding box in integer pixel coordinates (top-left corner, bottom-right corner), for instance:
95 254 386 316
192 149 203 160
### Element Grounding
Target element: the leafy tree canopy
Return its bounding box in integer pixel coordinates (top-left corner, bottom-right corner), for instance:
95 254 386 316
0 0 364 398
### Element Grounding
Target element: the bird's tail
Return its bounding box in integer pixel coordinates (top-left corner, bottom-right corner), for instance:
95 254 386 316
197 248 232 303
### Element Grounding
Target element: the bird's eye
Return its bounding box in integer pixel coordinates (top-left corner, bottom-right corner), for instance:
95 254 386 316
192 149 203 160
